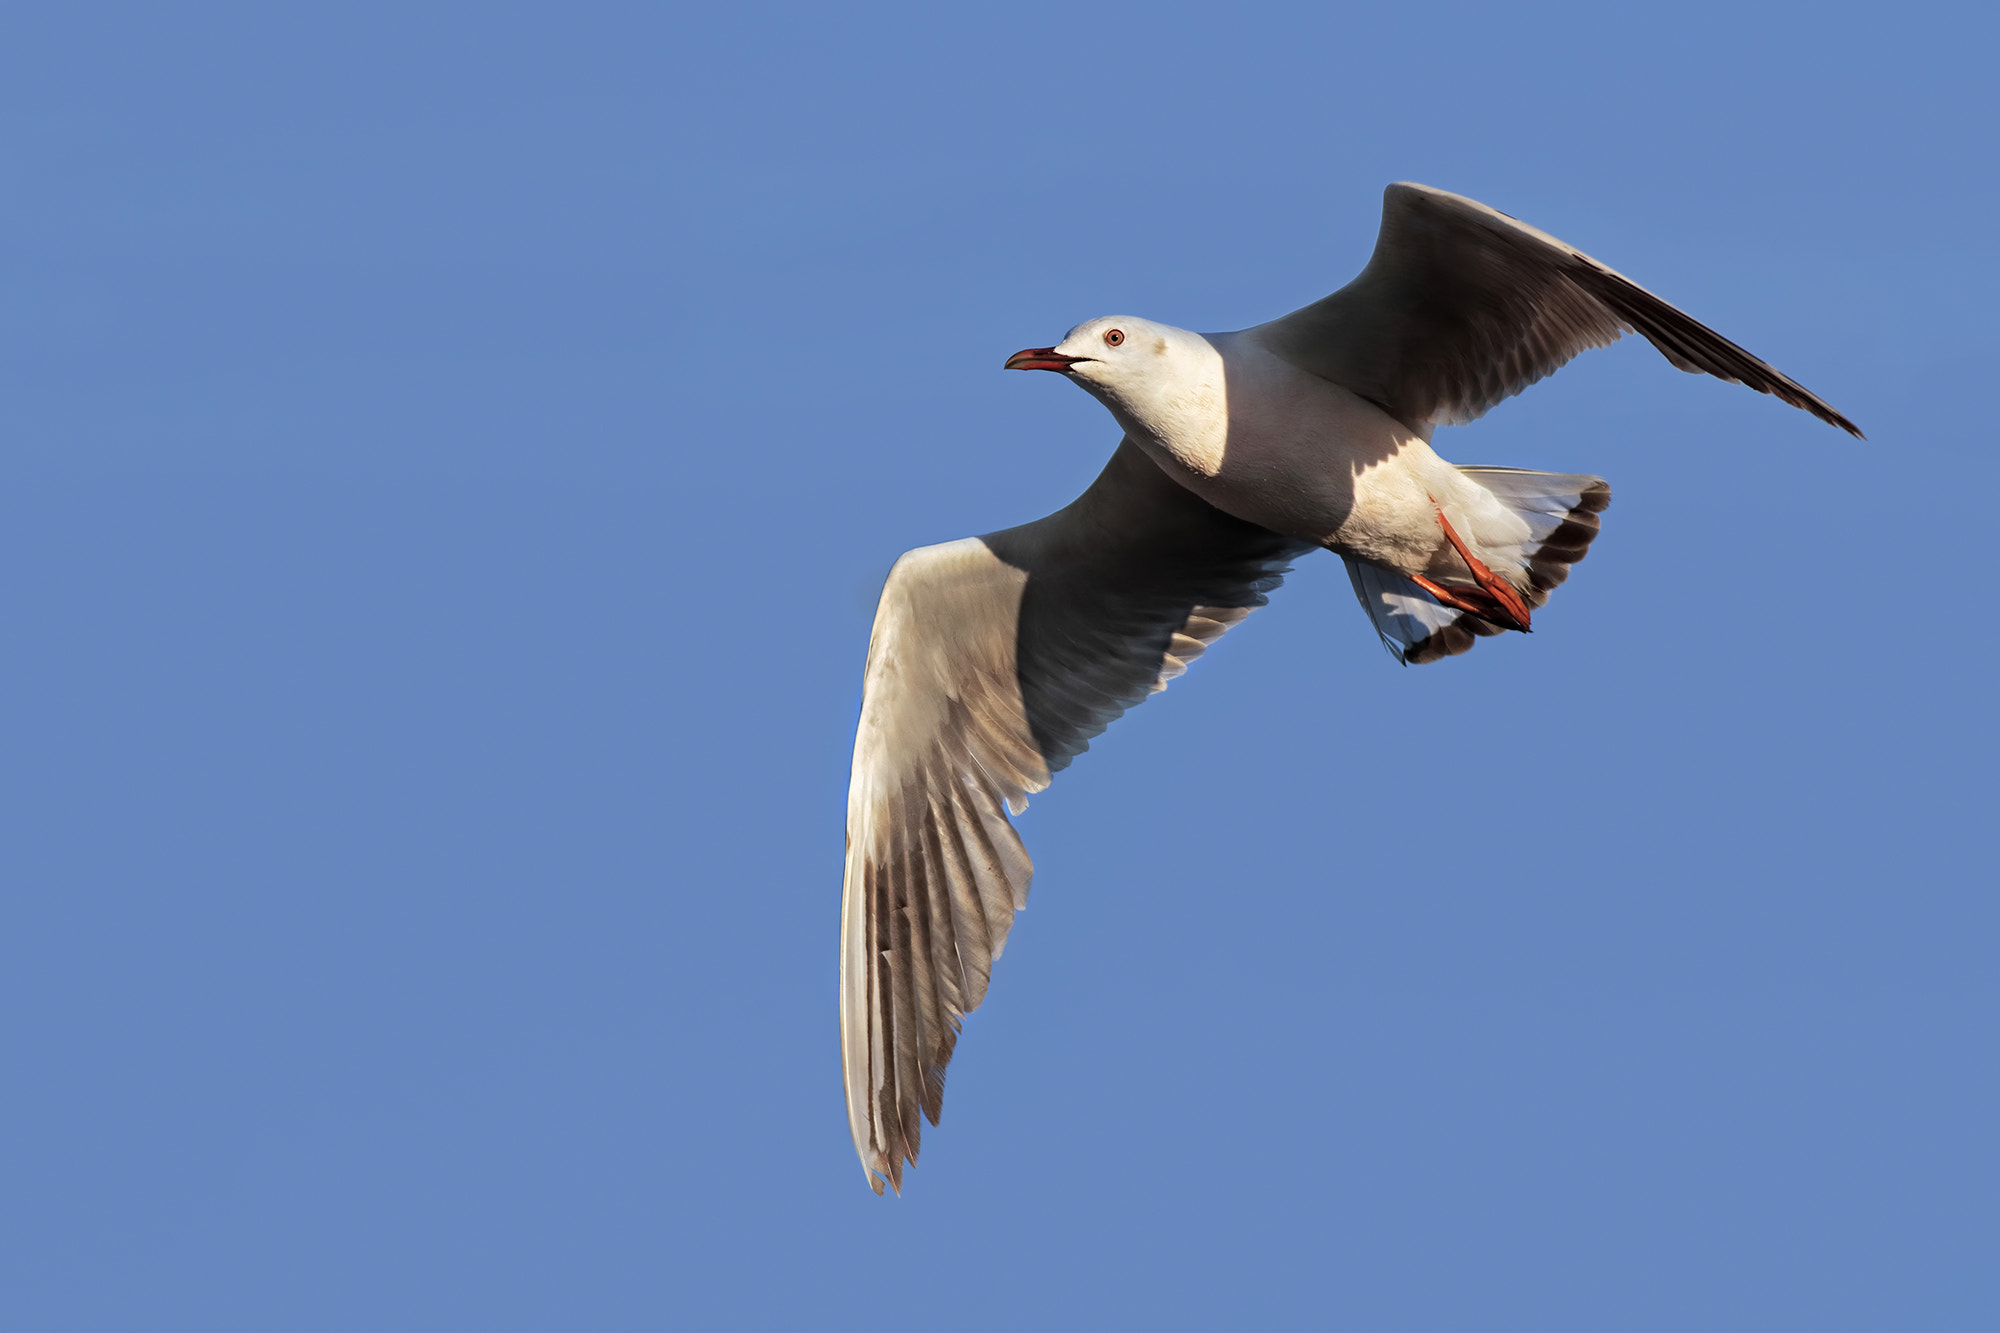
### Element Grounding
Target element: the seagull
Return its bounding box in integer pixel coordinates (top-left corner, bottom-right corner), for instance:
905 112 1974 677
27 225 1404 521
839 182 1859 1194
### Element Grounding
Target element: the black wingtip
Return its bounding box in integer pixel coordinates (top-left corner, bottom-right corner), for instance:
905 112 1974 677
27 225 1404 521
1783 387 1864 439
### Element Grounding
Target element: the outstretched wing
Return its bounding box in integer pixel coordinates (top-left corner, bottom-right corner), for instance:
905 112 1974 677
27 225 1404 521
841 441 1310 1194
1255 181 1861 437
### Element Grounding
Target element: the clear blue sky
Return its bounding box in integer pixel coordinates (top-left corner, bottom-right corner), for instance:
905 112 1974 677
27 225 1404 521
3 2 1994 1329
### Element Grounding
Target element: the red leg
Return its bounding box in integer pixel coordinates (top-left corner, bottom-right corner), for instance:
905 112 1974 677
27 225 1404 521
1419 498 1535 633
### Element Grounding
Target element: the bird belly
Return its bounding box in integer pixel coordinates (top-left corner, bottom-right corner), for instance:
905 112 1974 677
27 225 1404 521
1110 338 1532 582
1134 361 1459 574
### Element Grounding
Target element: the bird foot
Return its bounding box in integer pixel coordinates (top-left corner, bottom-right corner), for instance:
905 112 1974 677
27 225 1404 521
1415 499 1534 633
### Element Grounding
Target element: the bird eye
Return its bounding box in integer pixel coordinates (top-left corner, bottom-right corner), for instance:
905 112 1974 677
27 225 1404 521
1104 328 1125 347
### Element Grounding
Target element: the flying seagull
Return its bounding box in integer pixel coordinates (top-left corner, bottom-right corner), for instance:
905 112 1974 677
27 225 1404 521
839 182 1859 1194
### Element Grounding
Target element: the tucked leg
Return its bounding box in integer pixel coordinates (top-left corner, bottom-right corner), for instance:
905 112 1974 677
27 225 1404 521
1413 499 1535 634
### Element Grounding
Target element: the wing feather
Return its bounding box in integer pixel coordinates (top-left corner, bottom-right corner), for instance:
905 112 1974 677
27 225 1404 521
840 441 1311 1193
1256 182 1861 438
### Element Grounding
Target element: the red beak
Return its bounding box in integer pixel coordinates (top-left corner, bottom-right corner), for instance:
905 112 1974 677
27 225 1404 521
1004 347 1086 372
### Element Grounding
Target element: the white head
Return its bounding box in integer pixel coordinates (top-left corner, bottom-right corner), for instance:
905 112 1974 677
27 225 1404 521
1004 316 1225 448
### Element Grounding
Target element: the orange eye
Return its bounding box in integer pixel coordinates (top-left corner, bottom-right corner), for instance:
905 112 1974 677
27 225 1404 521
1104 328 1124 347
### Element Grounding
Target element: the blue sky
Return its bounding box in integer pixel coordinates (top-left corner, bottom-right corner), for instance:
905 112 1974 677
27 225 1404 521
3 2 1995 1328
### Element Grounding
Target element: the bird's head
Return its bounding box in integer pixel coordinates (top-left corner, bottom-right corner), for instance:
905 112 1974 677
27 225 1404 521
1005 316 1223 446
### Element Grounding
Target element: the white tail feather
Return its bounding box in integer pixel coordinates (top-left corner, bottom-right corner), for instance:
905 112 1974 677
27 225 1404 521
1346 466 1611 665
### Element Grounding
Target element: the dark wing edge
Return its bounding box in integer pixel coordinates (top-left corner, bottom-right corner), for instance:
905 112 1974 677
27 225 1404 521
840 441 1309 1194
1256 182 1862 439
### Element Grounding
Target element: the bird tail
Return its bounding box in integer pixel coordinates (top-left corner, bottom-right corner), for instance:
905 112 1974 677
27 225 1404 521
1344 466 1611 665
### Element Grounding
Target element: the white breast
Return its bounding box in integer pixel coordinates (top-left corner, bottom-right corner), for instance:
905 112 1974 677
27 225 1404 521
1112 331 1449 561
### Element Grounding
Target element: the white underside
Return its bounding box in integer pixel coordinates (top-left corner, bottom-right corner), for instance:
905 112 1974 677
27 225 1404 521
1092 330 1545 585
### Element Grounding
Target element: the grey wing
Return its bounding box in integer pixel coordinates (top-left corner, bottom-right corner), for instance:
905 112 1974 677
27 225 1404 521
840 441 1310 1194
1254 181 1861 438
